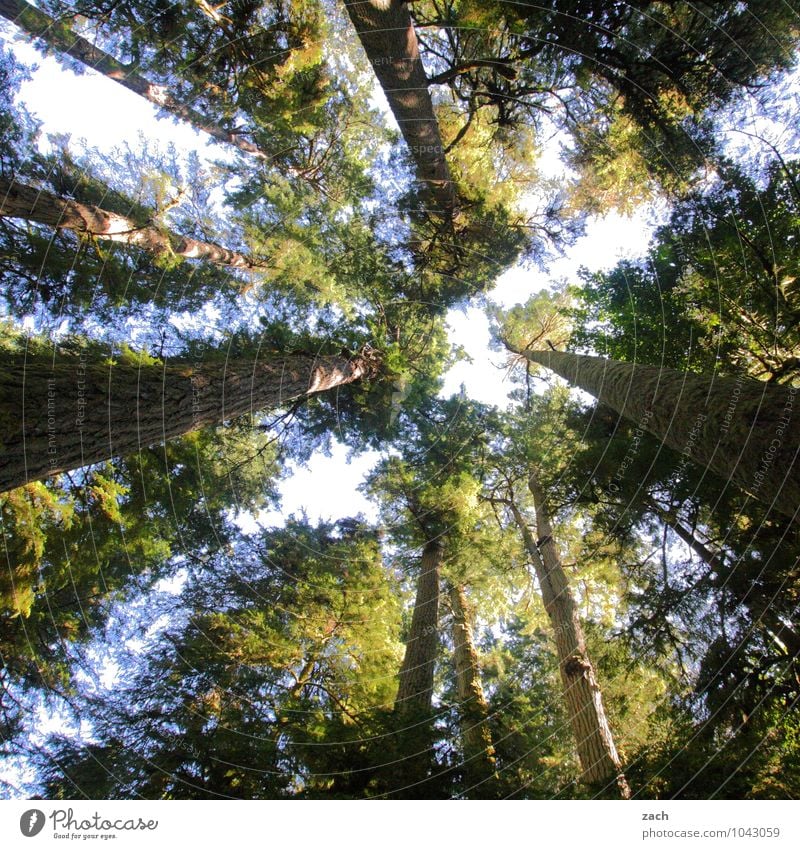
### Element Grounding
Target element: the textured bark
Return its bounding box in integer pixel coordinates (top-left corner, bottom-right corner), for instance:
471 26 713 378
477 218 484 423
0 176 268 274
0 349 377 493
523 349 800 519
390 538 443 796
0 0 268 160
511 475 630 797
343 0 457 216
395 539 442 714
449 583 498 795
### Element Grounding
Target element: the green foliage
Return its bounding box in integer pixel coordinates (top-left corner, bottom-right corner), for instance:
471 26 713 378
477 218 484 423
571 157 800 380
3 0 800 804
0 417 281 701
482 620 579 798
37 519 404 799
628 700 800 799
413 0 800 207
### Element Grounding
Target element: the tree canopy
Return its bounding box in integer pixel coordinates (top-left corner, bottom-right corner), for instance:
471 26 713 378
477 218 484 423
1 1 799 803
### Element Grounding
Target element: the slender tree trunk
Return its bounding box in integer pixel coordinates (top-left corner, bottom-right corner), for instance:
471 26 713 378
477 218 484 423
343 0 457 216
644 497 726 573
510 474 630 797
0 347 378 493
0 176 268 275
647 500 800 658
0 0 269 161
395 539 442 713
522 349 800 520
449 582 498 796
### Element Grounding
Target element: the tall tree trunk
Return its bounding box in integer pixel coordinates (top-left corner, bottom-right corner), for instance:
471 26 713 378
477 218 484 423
0 176 268 275
521 349 800 520
449 582 498 796
0 0 268 161
343 0 457 216
391 538 442 796
395 539 442 713
0 347 378 493
510 474 631 797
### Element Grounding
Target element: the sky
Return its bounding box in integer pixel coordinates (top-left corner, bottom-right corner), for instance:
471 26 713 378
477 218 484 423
3 30 662 527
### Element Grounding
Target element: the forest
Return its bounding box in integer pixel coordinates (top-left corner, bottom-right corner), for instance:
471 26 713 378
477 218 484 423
0 0 799 800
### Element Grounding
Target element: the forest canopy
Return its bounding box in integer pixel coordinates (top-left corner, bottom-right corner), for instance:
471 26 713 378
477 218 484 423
0 0 799 802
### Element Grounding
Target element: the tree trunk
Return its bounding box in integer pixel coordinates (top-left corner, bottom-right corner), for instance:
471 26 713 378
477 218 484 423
0 176 268 275
0 0 268 161
391 538 443 796
395 539 442 714
644 497 726 573
449 582 497 795
0 347 378 493
522 349 800 520
511 474 630 797
343 0 457 216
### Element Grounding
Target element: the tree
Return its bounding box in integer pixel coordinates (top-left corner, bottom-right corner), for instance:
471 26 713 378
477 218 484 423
363 396 514 798
448 582 498 795
4 0 351 187
476 383 632 797
0 337 381 493
383 537 444 796
36 519 404 799
539 327 800 797
0 414 284 787
395 539 443 716
340 0 558 302
6 0 800 805
501 338 800 520
0 75 252 324
0 175 271 276
571 158 800 381
501 473 630 797
0 0 269 161
343 0 457 216
410 0 800 205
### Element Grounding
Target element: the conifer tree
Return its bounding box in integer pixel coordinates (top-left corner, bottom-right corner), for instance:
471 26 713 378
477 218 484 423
498 319 800 520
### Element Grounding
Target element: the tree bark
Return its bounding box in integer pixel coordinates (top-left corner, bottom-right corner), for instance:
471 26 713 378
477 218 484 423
522 349 800 520
511 474 630 797
343 0 457 216
0 347 378 493
390 537 443 796
0 176 268 275
395 538 442 714
449 582 497 795
0 0 269 161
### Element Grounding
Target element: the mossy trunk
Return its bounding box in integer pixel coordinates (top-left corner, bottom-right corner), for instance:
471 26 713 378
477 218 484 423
449 583 498 796
343 0 456 216
511 476 630 798
0 348 376 493
0 176 267 274
395 539 442 713
0 0 267 160
392 538 442 796
523 349 800 519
